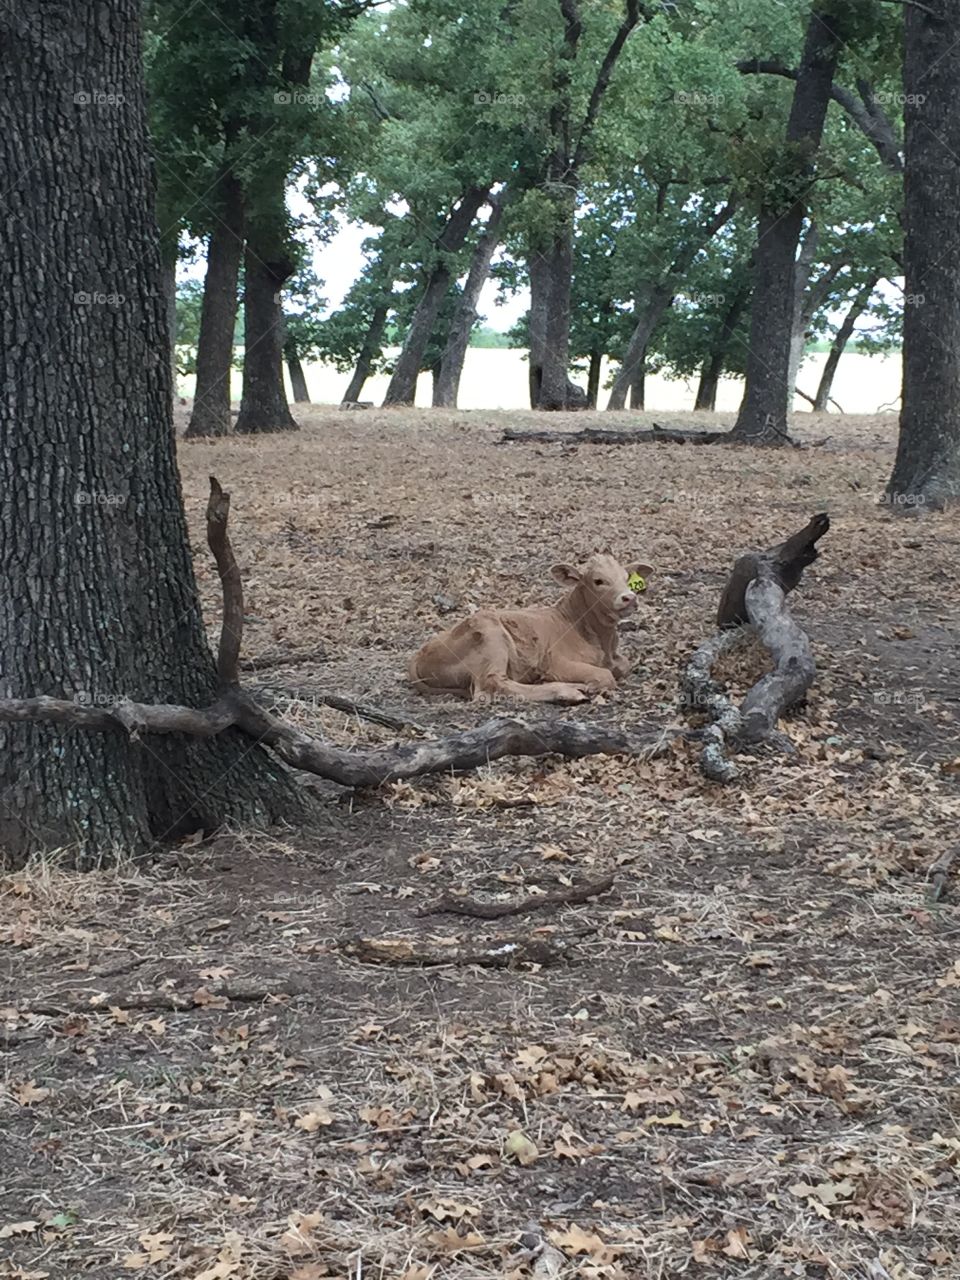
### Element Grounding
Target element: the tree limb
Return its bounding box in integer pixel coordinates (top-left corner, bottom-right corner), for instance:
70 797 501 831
0 478 680 792
736 60 902 172
340 933 583 968
573 0 648 168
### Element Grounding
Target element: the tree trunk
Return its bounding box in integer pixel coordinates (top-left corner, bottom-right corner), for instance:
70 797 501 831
586 350 602 408
528 202 576 411
732 6 844 443
607 196 737 410
813 276 877 411
383 186 489 406
234 244 299 433
285 342 311 403
161 247 178 400
184 169 244 438
433 191 507 408
0 0 302 869
343 301 390 403
786 219 820 398
887 4 960 508
629 358 645 410
694 281 750 411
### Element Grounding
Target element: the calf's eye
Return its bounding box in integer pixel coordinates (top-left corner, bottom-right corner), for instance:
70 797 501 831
594 578 604 586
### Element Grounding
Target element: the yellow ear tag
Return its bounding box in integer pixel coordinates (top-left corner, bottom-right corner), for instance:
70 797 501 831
628 573 646 594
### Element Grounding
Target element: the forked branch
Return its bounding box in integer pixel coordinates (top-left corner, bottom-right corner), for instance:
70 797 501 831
0 479 678 790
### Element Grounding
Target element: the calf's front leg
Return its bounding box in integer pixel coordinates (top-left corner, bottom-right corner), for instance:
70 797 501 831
548 659 618 693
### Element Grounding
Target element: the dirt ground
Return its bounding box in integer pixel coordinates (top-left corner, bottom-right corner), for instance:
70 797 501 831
2 406 959 1280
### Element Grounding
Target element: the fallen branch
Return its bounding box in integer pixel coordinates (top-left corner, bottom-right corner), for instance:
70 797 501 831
0 479 684 791
339 933 582 968
251 682 429 734
241 646 330 672
500 424 732 447
12 980 310 1018
419 873 615 919
718 512 830 628
927 848 956 904
684 515 827 780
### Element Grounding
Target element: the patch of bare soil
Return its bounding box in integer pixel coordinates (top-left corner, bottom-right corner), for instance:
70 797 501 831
2 407 959 1279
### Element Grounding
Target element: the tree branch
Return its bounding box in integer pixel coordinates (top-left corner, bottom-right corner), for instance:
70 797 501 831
0 478 680 793
573 0 648 168
736 60 903 172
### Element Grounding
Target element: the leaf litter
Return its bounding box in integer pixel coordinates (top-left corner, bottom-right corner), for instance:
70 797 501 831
2 406 959 1278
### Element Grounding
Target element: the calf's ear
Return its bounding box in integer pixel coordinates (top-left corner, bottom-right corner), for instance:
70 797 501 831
550 563 581 586
628 562 655 578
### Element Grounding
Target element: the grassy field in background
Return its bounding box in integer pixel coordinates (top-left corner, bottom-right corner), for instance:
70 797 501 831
177 348 903 416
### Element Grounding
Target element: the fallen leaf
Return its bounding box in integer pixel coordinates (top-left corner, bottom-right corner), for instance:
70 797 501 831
504 1130 539 1166
13 1082 50 1107
296 1107 334 1132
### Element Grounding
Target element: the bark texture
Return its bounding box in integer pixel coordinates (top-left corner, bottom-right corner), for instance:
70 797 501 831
732 6 844 443
0 1 301 868
185 169 244 438
886 2 960 508
234 246 299 433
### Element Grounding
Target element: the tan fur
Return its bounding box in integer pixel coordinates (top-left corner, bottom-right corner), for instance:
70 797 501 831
408 552 653 704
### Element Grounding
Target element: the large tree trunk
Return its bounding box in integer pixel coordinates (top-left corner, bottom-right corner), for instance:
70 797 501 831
606 196 736 410
383 186 489 406
0 0 302 869
887 4 960 508
433 191 507 408
813 275 877 411
184 169 244 438
234 244 299 433
732 7 844 443
342 301 390 403
528 199 576 411
285 341 311 403
694 281 750 411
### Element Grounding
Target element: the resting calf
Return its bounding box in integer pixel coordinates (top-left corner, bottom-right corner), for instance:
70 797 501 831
408 551 653 704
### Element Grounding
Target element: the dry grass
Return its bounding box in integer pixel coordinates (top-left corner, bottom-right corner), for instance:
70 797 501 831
2 406 959 1280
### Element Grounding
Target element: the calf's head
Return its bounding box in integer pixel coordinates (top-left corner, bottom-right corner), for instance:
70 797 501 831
550 550 654 621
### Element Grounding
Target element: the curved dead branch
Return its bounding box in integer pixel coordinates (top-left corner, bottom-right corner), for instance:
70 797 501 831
684 515 826 780
0 477 679 793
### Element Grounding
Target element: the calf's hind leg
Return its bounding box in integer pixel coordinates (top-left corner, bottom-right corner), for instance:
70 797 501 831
463 620 590 704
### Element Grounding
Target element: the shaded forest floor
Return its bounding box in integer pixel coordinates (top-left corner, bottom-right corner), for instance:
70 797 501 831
2 407 960 1280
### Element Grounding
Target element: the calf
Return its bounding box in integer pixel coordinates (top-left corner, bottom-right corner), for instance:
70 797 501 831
408 550 653 703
